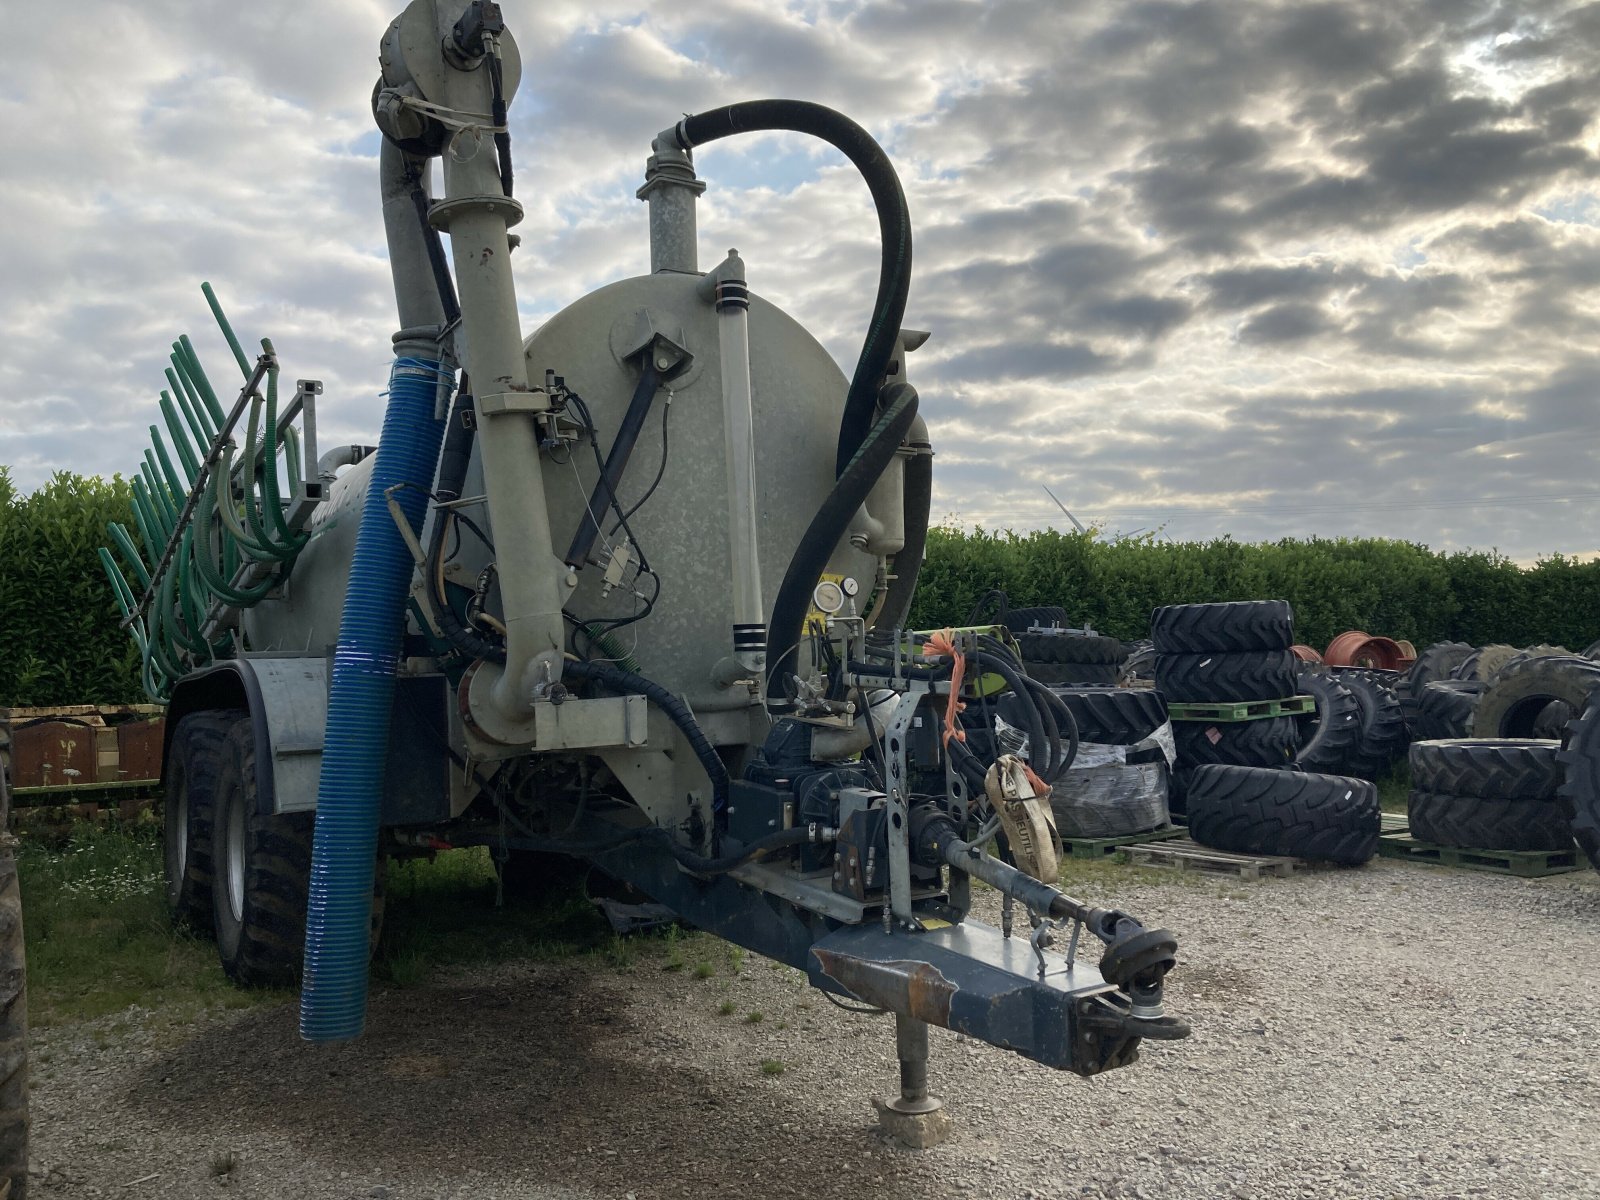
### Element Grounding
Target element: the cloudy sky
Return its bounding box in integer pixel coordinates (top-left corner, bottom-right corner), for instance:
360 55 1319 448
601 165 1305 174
3 0 1598 561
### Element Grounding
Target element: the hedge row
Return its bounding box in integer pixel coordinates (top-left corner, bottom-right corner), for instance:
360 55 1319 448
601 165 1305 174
906 526 1600 651
3 468 1598 705
0 469 142 707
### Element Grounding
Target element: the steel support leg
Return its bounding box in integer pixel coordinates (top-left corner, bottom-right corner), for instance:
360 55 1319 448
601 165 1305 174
873 1015 952 1149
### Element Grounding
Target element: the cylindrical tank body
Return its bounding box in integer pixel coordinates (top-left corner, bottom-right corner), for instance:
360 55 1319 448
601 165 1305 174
245 271 892 719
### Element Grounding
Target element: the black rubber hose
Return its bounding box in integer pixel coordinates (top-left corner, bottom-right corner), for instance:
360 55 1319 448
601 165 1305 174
427 381 507 664
968 651 1057 783
564 659 729 812
876 446 932 630
1021 674 1080 782
766 385 919 701
845 658 947 682
673 101 911 478
565 359 662 568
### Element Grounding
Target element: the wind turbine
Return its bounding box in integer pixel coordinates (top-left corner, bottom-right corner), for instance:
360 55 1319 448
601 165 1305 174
1042 485 1147 542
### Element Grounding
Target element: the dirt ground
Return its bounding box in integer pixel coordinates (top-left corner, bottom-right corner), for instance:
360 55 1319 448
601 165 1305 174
28 858 1600 1199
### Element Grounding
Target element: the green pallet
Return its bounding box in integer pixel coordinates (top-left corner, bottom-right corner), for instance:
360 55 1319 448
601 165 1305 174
1167 695 1315 722
1062 824 1187 860
1375 832 1582 878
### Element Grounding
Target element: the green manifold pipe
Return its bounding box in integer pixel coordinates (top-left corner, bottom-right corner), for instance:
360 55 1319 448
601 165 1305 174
101 283 314 701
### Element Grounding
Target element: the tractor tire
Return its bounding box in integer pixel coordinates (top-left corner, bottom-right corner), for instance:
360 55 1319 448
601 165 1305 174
1407 790 1573 853
211 719 386 987
1413 680 1484 741
1121 639 1156 682
1409 738 1563 800
1294 672 1361 775
1155 649 1298 704
999 606 1069 634
1408 642 1474 690
1451 644 1519 683
1015 632 1123 665
1474 655 1600 741
1340 673 1408 779
1025 662 1121 686
1045 687 1168 746
1173 715 1299 769
1149 600 1294 654
1533 701 1572 741
1557 699 1600 872
1186 764 1379 865
163 709 240 932
0 772 27 1200
1051 761 1169 838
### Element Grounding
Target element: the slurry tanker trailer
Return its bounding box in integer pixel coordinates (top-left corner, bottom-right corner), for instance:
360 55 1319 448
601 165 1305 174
99 0 1188 1147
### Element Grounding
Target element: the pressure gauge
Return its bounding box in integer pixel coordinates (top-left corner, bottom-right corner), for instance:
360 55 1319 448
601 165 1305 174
812 580 846 615
840 576 860 598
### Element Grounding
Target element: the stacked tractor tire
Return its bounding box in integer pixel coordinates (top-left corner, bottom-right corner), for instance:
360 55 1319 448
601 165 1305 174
1153 601 1379 865
1002 607 1129 686
1399 643 1600 872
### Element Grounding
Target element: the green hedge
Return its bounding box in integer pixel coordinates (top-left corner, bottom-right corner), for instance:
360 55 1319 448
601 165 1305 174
0 468 141 706
907 526 1600 652
4 469 1599 708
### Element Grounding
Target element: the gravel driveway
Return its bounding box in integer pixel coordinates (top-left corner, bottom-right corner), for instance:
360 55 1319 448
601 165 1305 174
28 859 1600 1199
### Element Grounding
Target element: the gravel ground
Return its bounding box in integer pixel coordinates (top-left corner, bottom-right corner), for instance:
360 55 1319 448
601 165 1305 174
28 859 1600 1199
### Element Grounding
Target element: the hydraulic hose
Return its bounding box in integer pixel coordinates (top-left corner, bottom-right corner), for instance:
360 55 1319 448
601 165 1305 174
766 384 919 701
563 659 729 812
671 101 911 478
425 380 507 664
300 355 448 1044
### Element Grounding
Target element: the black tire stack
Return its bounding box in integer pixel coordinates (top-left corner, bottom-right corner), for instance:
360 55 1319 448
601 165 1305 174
1038 687 1172 838
1016 630 1126 686
1153 601 1300 814
1407 739 1572 852
1327 668 1409 779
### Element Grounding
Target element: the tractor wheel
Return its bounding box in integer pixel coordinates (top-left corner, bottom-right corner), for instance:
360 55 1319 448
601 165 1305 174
162 710 239 932
0 772 28 1199
1149 600 1294 654
1155 649 1298 704
211 719 385 987
1186 763 1378 865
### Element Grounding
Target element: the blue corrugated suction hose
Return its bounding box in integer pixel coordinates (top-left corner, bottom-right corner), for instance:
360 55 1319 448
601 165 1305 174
300 356 448 1043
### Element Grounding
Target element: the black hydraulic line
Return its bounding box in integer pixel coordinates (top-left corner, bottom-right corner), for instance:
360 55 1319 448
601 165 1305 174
671 101 912 478
875 447 931 630
766 384 919 701
407 172 462 327
1021 675 1080 780
426 379 506 664
845 658 946 682
564 360 663 569
563 659 729 812
486 52 514 198
967 650 1056 783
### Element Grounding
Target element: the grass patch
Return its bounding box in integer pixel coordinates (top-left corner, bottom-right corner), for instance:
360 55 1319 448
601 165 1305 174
373 847 615 984
17 823 267 1027
1377 764 1411 814
759 1058 785 1076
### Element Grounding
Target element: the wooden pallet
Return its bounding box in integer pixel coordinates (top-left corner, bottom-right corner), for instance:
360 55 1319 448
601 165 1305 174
1376 833 1583 878
1167 695 1315 722
1380 812 1408 835
1061 824 1186 860
1119 837 1305 879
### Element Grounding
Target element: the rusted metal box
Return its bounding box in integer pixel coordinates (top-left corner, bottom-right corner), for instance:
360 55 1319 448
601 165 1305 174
116 719 165 782
11 721 98 789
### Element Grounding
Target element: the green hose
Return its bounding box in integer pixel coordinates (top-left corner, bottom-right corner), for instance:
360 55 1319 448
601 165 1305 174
101 283 319 698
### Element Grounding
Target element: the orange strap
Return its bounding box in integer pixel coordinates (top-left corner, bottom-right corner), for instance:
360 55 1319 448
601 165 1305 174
923 628 966 746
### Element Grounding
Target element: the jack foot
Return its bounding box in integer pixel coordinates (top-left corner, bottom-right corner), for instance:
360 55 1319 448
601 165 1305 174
873 1095 952 1149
